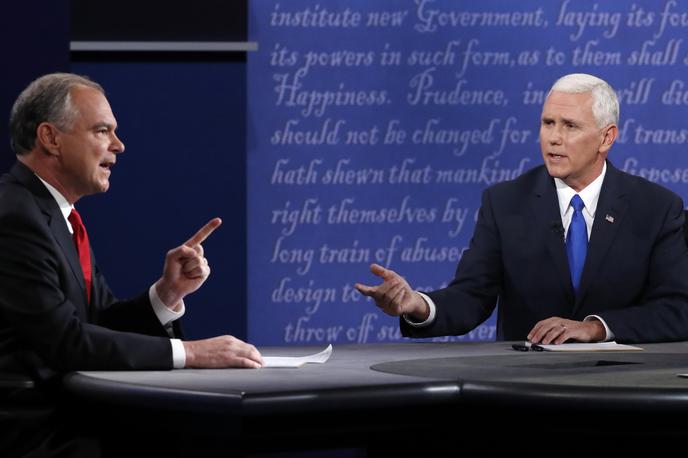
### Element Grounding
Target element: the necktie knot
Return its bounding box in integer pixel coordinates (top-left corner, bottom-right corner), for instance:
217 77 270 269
68 209 84 235
570 194 585 213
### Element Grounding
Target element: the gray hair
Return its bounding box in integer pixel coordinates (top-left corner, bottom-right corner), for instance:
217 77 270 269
9 73 104 155
548 73 619 128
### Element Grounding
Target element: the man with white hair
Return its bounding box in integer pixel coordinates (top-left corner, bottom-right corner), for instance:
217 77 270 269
357 73 688 344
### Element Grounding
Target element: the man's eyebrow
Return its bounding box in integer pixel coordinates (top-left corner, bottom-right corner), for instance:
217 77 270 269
92 122 116 130
540 115 580 125
560 116 580 125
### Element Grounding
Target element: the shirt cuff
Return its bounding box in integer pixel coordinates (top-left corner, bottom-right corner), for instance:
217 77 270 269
149 284 186 327
402 292 436 327
584 315 614 341
170 338 186 369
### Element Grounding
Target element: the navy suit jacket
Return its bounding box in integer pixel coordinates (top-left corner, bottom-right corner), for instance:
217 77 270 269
402 162 688 343
0 162 175 381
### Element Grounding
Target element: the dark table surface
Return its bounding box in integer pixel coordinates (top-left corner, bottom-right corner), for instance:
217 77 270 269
58 341 688 456
63 341 688 414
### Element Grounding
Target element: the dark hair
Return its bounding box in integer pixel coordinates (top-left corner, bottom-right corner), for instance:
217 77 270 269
9 73 104 155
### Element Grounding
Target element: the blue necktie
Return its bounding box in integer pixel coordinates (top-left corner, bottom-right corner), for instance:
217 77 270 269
566 194 587 293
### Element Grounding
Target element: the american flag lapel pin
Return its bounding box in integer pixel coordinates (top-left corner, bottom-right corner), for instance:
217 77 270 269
605 214 615 223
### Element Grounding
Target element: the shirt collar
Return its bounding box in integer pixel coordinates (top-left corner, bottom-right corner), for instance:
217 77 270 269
554 161 606 218
35 175 73 226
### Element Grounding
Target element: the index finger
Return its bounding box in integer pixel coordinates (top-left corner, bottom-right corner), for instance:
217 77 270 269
184 218 222 247
369 263 399 281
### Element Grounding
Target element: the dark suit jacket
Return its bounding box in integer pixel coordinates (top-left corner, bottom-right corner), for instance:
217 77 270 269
402 162 688 343
0 162 175 381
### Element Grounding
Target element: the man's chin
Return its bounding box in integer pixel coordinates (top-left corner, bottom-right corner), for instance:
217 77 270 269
544 163 567 179
93 180 110 194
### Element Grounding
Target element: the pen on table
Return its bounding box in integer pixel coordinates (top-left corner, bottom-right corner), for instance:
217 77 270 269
511 342 545 352
512 341 531 351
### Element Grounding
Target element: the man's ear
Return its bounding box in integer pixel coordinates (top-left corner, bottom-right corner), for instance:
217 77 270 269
35 122 62 156
599 124 618 154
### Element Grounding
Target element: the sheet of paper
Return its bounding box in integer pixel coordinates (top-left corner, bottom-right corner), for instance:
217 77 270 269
262 344 333 368
531 341 643 352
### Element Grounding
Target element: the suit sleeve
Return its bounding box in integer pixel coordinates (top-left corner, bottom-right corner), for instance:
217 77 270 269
0 201 174 374
401 188 502 338
598 194 688 343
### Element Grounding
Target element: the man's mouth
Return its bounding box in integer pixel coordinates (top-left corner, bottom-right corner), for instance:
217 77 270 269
548 153 566 160
99 161 115 170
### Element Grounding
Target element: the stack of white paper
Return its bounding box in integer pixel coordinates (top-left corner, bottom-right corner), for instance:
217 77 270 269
262 344 333 368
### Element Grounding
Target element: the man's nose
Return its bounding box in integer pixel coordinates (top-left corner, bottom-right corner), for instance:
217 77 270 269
548 126 563 145
111 132 125 154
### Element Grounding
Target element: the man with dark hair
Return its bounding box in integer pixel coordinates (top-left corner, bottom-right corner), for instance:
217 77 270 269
0 73 262 456
357 73 688 345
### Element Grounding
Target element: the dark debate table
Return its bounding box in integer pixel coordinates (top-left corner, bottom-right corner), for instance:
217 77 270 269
63 341 688 456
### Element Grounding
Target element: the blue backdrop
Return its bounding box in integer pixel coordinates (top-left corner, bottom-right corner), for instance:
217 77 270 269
72 60 248 340
247 0 688 345
0 0 69 174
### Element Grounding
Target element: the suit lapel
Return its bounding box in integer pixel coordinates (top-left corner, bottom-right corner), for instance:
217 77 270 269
574 163 628 313
9 162 88 300
530 168 575 304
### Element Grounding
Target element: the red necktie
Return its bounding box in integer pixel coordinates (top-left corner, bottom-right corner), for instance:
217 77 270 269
68 209 92 303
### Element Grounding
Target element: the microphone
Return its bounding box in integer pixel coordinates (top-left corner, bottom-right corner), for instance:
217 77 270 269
550 220 565 239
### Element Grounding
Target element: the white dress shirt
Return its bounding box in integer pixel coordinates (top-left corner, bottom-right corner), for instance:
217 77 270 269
37 176 187 368
406 163 614 341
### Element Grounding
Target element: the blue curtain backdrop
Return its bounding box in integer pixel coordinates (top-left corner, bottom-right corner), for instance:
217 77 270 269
247 0 688 345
